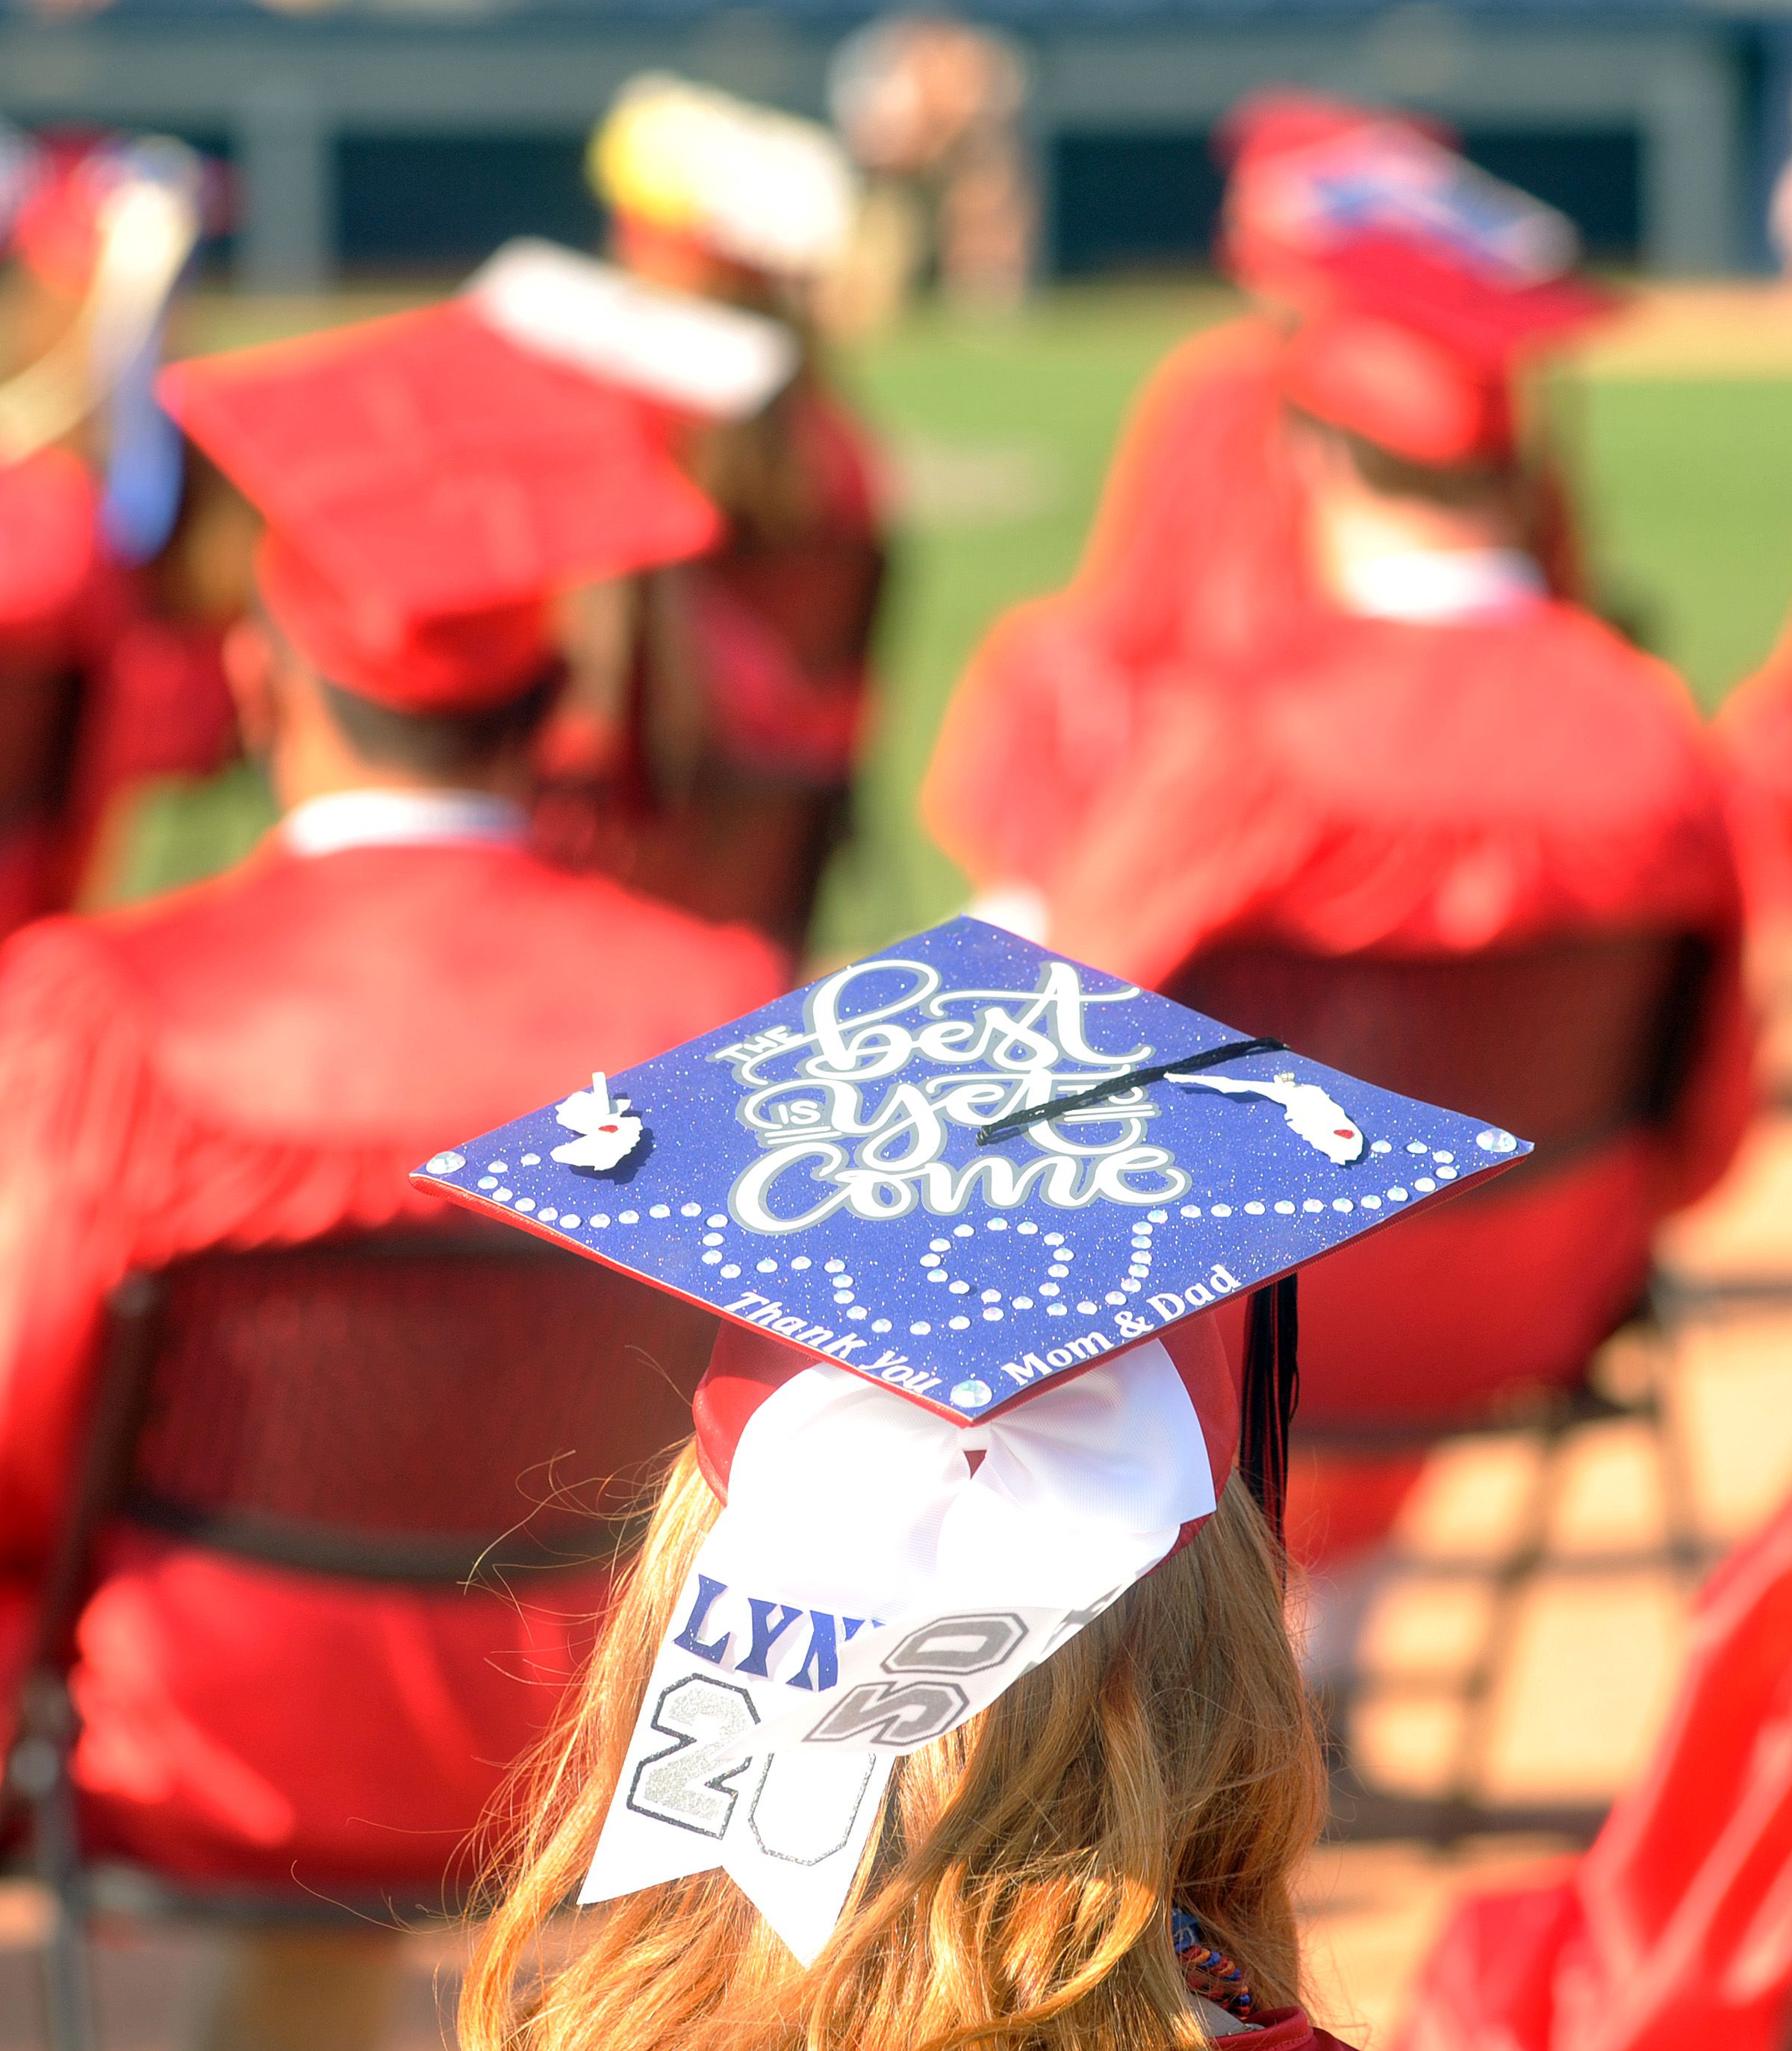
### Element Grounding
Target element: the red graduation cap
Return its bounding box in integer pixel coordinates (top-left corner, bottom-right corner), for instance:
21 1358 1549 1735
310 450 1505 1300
1279 311 1513 464
10 137 110 296
1215 88 1455 178
1219 97 1617 378
159 302 723 712
1278 238 1612 466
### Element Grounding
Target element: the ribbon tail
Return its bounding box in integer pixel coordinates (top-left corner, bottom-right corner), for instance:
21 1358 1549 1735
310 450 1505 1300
579 1789 732 1905
721 1748 893 1964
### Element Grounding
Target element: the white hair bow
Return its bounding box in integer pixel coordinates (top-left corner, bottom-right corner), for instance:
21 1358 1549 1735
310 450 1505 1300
582 1342 1216 1961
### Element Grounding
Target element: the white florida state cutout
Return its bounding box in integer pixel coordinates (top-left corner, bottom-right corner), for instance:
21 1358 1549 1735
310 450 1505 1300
1174 1069 1366 1165
551 1072 645 1172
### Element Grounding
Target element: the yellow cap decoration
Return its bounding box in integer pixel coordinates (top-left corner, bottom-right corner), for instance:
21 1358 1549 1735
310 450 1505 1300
591 73 858 279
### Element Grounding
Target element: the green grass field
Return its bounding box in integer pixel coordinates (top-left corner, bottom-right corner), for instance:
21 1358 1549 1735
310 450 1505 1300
131 281 1792 957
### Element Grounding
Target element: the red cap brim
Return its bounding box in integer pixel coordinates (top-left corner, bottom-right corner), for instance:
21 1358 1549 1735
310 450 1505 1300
256 531 557 714
161 302 723 624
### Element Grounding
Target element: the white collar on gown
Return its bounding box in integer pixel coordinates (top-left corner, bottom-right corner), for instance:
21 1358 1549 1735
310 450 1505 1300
1334 546 1546 623
281 788 529 859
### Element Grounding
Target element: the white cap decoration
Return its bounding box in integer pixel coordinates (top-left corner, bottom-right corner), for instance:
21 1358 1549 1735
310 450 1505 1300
466 238 799 423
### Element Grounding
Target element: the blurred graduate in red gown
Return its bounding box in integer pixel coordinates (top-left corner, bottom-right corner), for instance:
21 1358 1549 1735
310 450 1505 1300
532 75 886 951
1399 1490 1792 2051
0 302 785 2046
1042 281 1752 1573
0 132 243 935
923 92 1602 930
1715 620 1792 915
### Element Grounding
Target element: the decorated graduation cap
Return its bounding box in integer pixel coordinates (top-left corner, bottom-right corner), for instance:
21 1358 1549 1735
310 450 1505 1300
1218 93 1446 306
413 917 1528 1959
1279 309 1520 466
158 301 721 712
1223 106 1614 428
1262 127 1615 466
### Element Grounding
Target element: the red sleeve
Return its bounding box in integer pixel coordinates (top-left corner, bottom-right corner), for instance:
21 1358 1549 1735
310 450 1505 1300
0 921 178 1565
1074 323 1273 605
1714 629 1792 914
1399 1498 1792 2051
0 918 486 1568
921 600 1182 895
921 322 1304 894
1071 320 1312 678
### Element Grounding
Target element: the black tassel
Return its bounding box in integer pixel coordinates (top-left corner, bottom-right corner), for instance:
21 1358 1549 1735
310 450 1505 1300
1239 1275 1301 1553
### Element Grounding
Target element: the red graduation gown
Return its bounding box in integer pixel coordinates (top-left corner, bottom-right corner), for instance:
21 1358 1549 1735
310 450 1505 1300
1714 624 1792 912
0 448 236 941
922 315 1587 898
0 449 116 942
1048 600 1753 1431
924 318 1313 894
0 828 784 1887
1397 1493 1792 2051
1240 2010 1358 2049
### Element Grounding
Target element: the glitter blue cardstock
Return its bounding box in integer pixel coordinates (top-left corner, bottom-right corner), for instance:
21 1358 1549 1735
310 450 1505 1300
411 917 1531 1423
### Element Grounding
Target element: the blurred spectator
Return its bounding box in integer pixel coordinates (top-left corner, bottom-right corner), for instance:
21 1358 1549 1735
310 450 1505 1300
0 303 783 2049
1039 296 1754 1579
1399 1490 1792 2051
923 93 1605 922
827 13 1036 328
545 75 886 952
1770 140 1792 278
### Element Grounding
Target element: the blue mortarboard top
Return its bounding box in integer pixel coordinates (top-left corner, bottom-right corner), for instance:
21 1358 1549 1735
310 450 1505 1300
411 918 1531 1425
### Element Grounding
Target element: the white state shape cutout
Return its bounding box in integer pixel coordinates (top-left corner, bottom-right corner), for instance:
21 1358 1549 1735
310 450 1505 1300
551 1071 645 1172
1172 1069 1366 1165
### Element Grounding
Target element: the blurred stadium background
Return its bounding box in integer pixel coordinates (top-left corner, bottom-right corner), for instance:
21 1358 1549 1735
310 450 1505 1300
128 273 1792 964
4 0 1791 282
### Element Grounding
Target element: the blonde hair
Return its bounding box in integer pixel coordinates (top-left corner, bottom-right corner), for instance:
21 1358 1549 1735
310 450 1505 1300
461 1442 1323 2051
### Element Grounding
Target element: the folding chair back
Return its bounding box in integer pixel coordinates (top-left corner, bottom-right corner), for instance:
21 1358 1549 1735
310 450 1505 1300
1166 930 1710 1172
108 1224 712 1584
1169 932 1714 1842
9 1222 709 2050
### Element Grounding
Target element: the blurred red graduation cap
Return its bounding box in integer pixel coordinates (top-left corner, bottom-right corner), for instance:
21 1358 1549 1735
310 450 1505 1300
10 135 112 296
1219 96 1617 464
1278 240 1614 464
1216 90 1455 304
159 301 722 712
1218 92 1615 373
1215 87 1456 178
